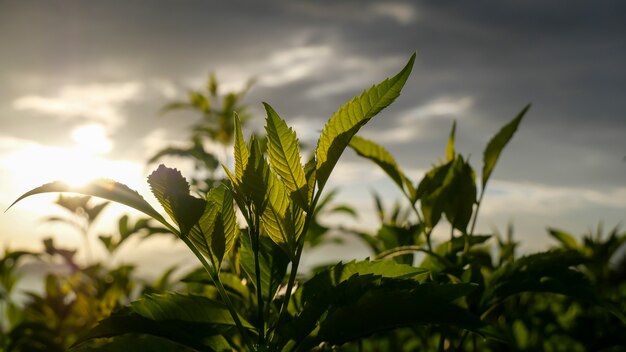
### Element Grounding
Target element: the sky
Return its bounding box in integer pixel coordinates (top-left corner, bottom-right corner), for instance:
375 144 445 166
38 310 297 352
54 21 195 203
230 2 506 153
1 0 625 275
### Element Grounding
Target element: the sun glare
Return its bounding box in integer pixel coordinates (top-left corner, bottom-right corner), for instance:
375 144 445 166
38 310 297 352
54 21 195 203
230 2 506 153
71 123 113 155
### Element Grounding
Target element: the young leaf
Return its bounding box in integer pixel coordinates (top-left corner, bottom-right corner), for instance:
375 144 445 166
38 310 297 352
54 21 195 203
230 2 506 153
482 104 530 188
547 228 579 250
233 113 249 184
349 135 415 200
8 180 173 231
446 120 456 162
203 184 239 268
315 53 415 191
264 103 309 209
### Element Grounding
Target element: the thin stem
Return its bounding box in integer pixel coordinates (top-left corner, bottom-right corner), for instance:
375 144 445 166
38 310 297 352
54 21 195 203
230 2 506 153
271 191 321 343
251 213 265 345
181 236 256 351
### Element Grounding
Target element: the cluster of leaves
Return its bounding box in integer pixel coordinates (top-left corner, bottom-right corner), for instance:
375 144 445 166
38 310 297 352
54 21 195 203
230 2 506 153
3 53 625 351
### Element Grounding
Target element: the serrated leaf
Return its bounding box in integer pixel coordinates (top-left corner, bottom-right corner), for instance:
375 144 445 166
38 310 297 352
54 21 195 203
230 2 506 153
197 184 239 268
349 135 415 199
264 103 308 209
315 53 415 191
147 165 205 236
8 179 173 232
233 113 249 184
131 292 253 328
482 104 530 188
71 312 233 352
314 286 502 347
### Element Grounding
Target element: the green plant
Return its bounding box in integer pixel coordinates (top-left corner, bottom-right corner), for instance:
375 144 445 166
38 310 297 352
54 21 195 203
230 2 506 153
7 52 625 351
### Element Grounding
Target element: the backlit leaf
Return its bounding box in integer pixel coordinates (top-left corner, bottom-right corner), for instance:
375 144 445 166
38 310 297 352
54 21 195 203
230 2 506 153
349 135 415 199
233 113 249 183
8 179 173 232
315 53 415 191
264 103 308 209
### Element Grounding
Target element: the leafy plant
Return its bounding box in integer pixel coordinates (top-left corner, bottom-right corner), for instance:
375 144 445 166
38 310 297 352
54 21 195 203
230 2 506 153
7 52 626 351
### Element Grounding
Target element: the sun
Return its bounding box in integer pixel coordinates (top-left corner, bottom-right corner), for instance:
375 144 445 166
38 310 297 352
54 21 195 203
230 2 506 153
3 123 143 193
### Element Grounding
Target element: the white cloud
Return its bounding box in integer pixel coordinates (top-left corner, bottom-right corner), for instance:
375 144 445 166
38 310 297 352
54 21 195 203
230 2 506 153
369 2 417 25
481 181 626 216
402 96 474 123
261 46 333 87
13 81 143 130
361 96 474 145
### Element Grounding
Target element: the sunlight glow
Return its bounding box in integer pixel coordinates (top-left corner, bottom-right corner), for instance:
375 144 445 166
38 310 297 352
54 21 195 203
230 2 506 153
71 123 113 155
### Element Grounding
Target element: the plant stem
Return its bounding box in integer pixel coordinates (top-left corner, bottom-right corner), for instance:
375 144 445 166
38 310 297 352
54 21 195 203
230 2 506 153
250 213 265 345
182 236 256 351
271 191 321 343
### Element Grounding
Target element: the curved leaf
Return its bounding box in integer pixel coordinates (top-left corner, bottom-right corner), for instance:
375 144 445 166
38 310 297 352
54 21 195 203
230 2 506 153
315 53 415 191
71 314 231 352
7 180 172 230
132 292 254 329
349 135 415 199
264 103 308 209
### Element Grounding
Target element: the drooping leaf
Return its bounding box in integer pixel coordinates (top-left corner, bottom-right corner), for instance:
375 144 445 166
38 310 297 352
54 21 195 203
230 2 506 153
482 104 530 188
264 103 308 209
415 161 454 229
312 285 503 348
131 292 254 329
442 156 477 233
349 135 415 200
71 313 232 352
315 53 415 191
8 180 173 232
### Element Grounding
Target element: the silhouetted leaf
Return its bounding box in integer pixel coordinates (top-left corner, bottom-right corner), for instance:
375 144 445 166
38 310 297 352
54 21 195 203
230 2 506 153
482 105 530 188
8 179 173 231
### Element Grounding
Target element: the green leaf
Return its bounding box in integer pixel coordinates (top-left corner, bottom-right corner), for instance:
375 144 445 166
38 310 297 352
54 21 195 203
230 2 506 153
446 121 456 162
349 135 415 200
131 292 254 329
71 313 232 352
197 184 239 268
8 179 173 232
443 157 477 233
264 103 309 209
482 104 530 188
315 53 415 191
415 161 453 229
547 228 579 250
314 285 502 347
147 165 205 236
233 113 249 184
240 235 289 301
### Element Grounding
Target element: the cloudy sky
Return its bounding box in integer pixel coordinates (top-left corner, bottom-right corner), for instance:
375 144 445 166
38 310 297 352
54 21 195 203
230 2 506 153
1 1 625 272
